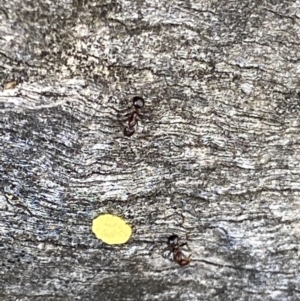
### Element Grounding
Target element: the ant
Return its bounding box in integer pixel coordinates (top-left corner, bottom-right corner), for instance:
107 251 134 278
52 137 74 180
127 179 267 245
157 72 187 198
123 96 144 137
163 234 192 266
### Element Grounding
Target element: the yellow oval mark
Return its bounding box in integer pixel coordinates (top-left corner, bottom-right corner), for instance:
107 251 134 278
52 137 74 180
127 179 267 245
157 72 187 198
92 214 132 245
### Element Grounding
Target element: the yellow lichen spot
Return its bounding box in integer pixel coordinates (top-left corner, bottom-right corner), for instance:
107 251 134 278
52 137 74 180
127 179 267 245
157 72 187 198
92 214 132 245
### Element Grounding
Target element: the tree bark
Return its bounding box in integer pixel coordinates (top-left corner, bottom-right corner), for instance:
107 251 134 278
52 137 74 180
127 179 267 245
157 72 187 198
1 0 300 300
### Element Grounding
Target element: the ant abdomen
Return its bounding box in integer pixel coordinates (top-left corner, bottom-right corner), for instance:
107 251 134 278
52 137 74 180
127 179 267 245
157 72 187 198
124 126 135 137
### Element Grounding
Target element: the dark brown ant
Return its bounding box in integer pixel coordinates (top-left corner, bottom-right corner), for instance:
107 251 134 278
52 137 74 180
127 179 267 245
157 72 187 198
163 234 192 266
123 96 144 137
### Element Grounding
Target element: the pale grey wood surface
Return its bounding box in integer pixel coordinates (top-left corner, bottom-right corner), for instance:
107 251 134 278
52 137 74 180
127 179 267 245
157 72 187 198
1 0 300 300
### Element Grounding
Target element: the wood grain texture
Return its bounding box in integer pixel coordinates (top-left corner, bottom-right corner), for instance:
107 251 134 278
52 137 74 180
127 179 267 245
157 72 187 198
1 0 300 300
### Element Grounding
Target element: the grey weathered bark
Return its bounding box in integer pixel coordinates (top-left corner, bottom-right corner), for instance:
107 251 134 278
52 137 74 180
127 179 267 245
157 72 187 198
1 0 300 300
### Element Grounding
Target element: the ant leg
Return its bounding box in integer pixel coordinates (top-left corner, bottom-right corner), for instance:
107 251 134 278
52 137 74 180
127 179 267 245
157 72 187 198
180 233 191 251
179 244 191 253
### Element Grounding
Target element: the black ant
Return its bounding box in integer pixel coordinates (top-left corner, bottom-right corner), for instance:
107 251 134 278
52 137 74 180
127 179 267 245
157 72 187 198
123 96 144 137
163 234 192 266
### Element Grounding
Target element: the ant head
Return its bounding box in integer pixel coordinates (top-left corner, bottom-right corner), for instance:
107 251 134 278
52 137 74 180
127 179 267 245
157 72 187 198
132 96 144 109
167 234 179 246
